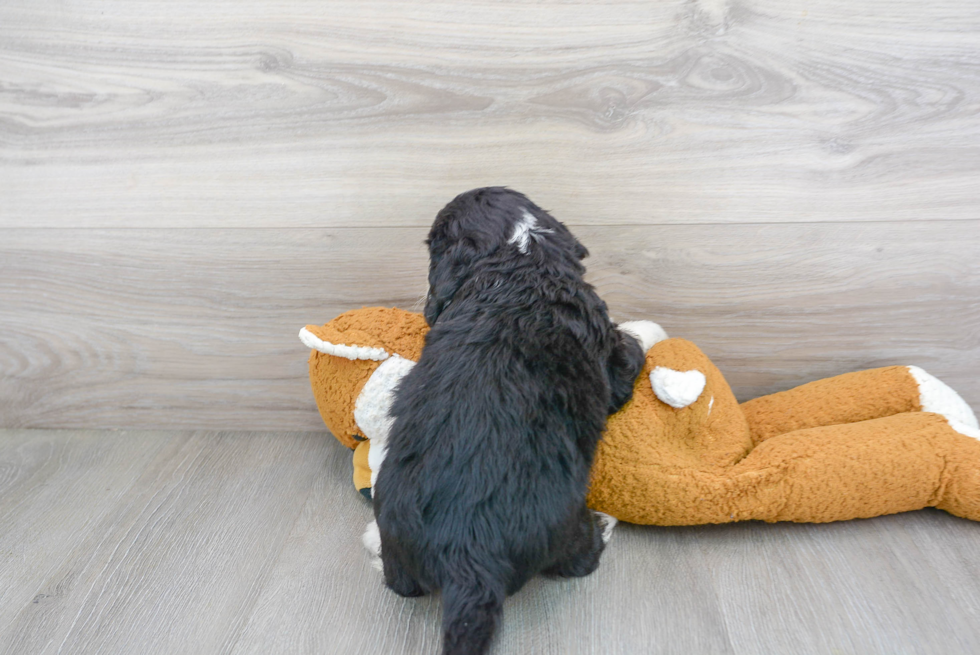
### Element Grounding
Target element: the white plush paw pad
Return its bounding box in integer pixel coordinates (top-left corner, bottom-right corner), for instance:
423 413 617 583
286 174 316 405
908 366 979 431
618 321 669 352
594 511 618 544
362 520 383 572
650 367 706 409
949 419 980 441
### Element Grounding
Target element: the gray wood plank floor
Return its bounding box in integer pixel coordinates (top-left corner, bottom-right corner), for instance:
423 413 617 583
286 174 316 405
2 429 979 655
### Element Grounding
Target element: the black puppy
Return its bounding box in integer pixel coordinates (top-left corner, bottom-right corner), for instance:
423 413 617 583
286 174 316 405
373 187 647 655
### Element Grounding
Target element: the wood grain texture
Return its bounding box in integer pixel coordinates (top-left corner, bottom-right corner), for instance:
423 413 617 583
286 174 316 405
3 429 980 654
1 222 977 430
3 2 978 649
0 430 168 634
696 512 980 654
1 0 979 227
231 443 738 655
0 429 332 655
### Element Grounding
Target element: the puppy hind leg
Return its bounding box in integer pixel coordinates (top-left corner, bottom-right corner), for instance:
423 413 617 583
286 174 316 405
371 522 427 597
383 555 427 598
542 508 607 578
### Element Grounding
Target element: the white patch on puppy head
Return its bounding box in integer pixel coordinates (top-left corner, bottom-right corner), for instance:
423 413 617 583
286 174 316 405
908 366 978 430
299 327 390 362
362 520 383 572
618 321 669 352
353 354 416 487
650 367 706 409
508 210 554 254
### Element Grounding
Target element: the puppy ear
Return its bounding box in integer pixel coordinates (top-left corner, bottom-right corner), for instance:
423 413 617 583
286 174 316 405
550 221 589 260
424 237 479 326
523 208 588 261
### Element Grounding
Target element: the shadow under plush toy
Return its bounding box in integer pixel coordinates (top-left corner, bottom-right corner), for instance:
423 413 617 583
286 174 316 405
300 306 980 525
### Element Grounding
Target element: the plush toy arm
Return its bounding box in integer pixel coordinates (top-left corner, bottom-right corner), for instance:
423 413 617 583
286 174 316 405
741 366 978 445
737 412 980 523
618 321 668 352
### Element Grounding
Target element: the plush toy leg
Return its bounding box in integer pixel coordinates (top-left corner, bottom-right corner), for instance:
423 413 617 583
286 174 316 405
608 412 980 526
741 365 978 445
738 412 980 523
588 338 755 518
634 338 755 468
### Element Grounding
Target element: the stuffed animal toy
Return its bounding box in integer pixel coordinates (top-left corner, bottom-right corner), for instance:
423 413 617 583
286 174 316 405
300 307 980 525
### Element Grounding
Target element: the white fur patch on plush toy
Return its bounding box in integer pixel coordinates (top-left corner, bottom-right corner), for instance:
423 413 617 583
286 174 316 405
650 367 706 409
362 519 383 572
354 354 416 487
908 366 979 432
298 327 390 361
947 419 980 440
618 321 669 352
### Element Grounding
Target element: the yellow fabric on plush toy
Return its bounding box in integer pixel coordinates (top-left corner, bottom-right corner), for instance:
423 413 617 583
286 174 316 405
300 307 980 526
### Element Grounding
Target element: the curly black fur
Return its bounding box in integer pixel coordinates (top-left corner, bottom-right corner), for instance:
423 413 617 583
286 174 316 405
373 187 645 655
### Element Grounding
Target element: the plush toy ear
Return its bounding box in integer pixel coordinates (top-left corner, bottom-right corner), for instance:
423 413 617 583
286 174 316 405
301 308 428 452
298 324 391 361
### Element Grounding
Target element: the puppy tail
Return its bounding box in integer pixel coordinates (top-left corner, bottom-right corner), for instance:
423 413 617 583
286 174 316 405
441 571 505 655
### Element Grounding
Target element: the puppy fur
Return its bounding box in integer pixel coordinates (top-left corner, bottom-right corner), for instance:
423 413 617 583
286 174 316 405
373 187 646 655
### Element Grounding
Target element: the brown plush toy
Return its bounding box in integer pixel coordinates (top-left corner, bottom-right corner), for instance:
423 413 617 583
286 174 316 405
300 307 980 526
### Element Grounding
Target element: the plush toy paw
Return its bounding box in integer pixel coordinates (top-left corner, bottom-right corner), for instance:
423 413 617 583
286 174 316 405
948 419 980 440
618 321 668 352
908 366 979 433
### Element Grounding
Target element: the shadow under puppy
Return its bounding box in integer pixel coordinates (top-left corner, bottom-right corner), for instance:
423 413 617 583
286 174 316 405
371 187 648 655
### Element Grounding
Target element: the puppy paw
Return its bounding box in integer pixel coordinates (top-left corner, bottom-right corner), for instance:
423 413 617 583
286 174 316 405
618 321 668 352
362 520 383 572
594 511 618 544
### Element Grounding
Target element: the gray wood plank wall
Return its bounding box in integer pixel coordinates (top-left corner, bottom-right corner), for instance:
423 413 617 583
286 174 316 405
2 0 978 430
